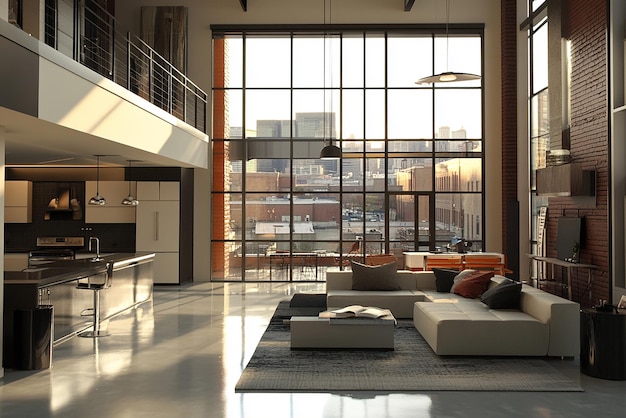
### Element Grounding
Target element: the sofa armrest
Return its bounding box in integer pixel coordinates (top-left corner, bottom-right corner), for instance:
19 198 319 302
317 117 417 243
326 271 353 290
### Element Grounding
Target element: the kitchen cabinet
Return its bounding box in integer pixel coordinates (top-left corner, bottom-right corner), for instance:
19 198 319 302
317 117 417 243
5 181 32 223
136 181 181 284
85 181 137 223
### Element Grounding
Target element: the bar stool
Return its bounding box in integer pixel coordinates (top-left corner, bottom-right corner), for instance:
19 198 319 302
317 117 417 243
77 262 113 338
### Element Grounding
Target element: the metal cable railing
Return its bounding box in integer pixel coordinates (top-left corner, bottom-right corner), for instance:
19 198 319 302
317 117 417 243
43 0 206 133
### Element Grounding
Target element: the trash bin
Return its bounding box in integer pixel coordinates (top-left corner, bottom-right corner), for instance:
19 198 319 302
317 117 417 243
13 305 53 370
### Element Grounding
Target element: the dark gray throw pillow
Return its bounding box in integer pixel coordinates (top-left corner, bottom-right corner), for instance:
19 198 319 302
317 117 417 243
351 260 401 291
480 278 522 309
433 268 460 292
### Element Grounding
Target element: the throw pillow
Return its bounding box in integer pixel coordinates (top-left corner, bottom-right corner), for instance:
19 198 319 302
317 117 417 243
433 268 460 292
453 271 495 299
351 260 401 291
480 278 522 309
449 269 477 293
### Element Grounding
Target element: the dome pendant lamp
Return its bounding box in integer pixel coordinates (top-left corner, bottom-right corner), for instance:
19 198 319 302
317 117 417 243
415 0 481 85
121 160 139 206
319 0 341 160
88 155 107 206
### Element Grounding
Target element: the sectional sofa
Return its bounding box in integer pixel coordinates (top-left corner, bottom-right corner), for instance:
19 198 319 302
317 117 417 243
325 268 580 357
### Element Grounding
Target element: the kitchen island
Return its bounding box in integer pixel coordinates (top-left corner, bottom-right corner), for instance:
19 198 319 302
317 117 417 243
3 252 154 369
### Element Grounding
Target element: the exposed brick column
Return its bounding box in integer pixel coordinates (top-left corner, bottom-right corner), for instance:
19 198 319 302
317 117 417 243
501 0 518 276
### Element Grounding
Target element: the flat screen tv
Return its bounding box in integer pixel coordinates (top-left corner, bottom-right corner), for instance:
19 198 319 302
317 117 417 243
556 217 583 261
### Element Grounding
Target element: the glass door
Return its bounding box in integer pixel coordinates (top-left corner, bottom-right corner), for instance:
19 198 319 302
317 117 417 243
387 193 433 254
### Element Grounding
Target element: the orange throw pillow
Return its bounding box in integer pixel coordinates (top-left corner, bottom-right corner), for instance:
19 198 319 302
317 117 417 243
453 271 495 298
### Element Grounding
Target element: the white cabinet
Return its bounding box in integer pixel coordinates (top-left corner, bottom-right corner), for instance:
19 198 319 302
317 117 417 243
136 201 179 252
136 181 181 284
137 181 180 201
85 181 137 223
5 181 32 223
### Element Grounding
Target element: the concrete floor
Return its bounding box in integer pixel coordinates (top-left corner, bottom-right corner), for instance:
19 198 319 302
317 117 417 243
0 281 624 418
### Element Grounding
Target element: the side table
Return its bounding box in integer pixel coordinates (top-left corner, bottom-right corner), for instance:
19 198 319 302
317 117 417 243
580 308 626 380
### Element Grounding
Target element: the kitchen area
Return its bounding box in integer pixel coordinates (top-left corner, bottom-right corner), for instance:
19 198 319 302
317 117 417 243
3 165 194 370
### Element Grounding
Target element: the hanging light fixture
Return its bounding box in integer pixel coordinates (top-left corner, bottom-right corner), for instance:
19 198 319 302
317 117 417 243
415 0 481 85
121 160 139 206
319 0 341 160
88 155 107 206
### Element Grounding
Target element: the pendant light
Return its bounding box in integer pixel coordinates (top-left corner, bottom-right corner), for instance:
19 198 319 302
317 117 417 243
88 155 106 206
121 160 139 206
319 0 341 160
415 0 481 85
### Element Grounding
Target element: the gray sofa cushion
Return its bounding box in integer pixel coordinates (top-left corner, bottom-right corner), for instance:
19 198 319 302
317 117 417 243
432 268 460 292
351 260 400 291
480 278 522 309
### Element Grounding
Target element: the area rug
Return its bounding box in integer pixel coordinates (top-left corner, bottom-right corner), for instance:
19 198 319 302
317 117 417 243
235 300 583 393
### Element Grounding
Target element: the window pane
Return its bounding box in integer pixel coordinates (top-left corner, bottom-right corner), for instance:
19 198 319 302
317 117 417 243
532 23 548 93
435 36 482 86
246 162 291 190
365 34 385 87
388 158 433 191
342 89 364 139
365 89 385 139
435 89 482 139
246 37 291 88
388 140 433 153
388 36 432 87
342 157 364 189
293 37 324 88
224 37 243 88
435 158 482 192
388 89 433 139
366 158 385 191
343 35 364 88
245 90 292 137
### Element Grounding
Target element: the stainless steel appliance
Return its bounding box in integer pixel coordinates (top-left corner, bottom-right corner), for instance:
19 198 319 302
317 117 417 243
28 237 84 267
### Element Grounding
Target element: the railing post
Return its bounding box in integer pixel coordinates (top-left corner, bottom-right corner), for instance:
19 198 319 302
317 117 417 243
149 50 154 105
126 32 131 91
168 66 173 115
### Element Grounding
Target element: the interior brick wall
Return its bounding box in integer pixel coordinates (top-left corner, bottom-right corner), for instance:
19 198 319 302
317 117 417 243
543 0 609 307
501 0 518 275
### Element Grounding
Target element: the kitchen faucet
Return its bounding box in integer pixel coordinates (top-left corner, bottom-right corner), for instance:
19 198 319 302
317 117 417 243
89 237 103 261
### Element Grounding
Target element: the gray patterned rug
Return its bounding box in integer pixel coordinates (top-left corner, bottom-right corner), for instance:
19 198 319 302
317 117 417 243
235 301 583 393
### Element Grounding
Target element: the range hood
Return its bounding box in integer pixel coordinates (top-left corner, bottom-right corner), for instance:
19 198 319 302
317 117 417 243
45 189 83 220
536 162 595 197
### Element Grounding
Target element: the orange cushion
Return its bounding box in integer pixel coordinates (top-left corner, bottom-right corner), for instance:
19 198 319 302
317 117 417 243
453 271 494 299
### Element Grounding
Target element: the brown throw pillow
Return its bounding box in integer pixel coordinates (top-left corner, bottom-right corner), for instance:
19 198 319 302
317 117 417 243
453 271 495 299
351 260 401 291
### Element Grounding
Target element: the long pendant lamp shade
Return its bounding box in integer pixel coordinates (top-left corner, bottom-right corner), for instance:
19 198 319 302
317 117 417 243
88 155 106 206
319 0 341 160
415 0 482 85
122 160 139 206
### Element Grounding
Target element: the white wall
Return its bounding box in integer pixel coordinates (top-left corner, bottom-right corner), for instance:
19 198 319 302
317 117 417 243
115 0 503 281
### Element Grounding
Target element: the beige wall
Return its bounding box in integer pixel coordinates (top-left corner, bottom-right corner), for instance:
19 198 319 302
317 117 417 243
115 0 503 280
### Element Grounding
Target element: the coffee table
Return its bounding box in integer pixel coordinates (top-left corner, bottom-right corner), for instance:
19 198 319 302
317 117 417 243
290 315 395 350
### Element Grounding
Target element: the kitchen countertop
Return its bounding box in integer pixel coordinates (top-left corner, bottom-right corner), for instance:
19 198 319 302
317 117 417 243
4 252 155 287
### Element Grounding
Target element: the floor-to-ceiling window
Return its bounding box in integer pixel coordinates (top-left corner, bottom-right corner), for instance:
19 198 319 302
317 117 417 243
525 1 550 265
211 26 484 281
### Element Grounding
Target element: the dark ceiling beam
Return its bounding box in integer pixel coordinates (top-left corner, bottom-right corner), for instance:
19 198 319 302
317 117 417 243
404 0 415 11
239 0 247 12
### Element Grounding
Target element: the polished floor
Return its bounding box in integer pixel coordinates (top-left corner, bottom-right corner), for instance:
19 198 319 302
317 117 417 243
0 281 625 418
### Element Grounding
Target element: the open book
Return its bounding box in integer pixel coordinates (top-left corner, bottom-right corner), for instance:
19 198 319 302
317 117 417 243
319 305 394 320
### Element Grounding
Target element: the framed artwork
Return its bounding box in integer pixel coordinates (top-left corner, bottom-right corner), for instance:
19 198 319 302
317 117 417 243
618 295 626 310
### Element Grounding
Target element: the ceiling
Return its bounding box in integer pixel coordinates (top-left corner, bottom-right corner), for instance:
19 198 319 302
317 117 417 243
1 106 190 168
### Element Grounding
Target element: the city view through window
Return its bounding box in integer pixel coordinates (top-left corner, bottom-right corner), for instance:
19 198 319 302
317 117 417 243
212 29 484 281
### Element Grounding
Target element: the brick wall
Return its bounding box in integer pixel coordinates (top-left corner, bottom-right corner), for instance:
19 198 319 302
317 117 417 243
501 0 518 274
543 0 609 306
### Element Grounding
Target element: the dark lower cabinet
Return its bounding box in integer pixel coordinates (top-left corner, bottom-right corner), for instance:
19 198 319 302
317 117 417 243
580 309 626 380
